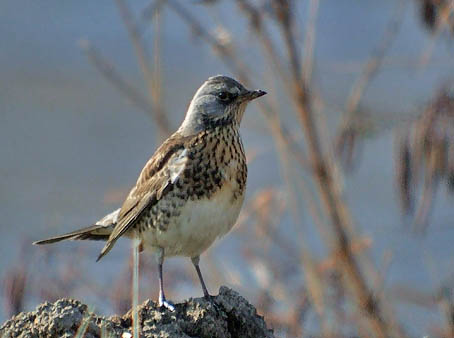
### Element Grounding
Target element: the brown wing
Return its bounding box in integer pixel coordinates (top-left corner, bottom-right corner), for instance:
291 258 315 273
96 132 192 261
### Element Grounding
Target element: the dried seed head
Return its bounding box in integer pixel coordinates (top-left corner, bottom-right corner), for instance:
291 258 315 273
420 0 454 36
396 132 413 213
395 84 454 227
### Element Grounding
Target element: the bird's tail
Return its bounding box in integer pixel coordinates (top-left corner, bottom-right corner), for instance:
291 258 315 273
33 208 120 245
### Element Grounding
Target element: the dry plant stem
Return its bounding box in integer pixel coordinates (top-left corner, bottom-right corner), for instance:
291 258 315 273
439 296 454 337
234 0 312 165
132 239 140 338
389 284 438 309
300 249 329 334
276 2 393 337
336 0 405 169
74 311 92 338
115 0 171 139
345 0 406 115
256 200 300 263
302 0 319 85
81 42 157 117
291 35 392 338
3 247 27 318
278 0 341 255
252 71 330 326
267 99 335 332
166 0 249 82
141 0 166 30
414 170 438 232
396 131 413 213
419 1 454 69
234 0 289 89
256 100 309 169
152 5 163 134
235 1 312 169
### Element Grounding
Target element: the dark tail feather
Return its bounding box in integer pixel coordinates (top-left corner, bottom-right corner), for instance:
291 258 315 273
34 208 120 261
96 234 120 262
33 223 114 245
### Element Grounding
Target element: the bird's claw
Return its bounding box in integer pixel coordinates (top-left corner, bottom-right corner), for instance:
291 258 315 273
158 298 175 312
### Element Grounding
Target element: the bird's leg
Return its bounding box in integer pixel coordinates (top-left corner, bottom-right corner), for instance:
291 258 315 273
157 248 175 311
191 256 210 299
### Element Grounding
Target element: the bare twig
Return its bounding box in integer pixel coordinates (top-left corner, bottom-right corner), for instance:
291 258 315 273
345 0 406 116
151 2 165 136
437 287 454 338
166 0 249 82
115 0 171 138
273 1 396 336
302 0 319 86
235 0 289 87
419 0 454 69
80 41 156 117
336 0 406 169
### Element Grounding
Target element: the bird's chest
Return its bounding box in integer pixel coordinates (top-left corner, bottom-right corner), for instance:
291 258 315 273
145 176 245 257
171 183 245 256
144 130 248 257
185 128 247 201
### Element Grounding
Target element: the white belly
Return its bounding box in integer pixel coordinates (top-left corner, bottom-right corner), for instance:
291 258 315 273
142 187 244 258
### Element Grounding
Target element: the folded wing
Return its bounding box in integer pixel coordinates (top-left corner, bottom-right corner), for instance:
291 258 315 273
96 134 192 261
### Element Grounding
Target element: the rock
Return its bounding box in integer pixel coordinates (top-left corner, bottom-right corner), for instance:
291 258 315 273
1 286 274 338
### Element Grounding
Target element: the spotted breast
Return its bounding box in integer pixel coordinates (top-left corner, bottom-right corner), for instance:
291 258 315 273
137 124 247 258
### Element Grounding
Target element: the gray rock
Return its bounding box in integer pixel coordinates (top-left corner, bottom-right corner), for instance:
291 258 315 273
1 286 274 338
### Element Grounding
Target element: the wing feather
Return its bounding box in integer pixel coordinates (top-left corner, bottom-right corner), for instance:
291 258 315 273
96 133 192 261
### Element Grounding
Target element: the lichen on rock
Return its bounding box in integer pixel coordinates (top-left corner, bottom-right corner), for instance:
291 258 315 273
1 286 274 338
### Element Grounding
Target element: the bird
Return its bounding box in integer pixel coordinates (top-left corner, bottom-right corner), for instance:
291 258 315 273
34 75 266 310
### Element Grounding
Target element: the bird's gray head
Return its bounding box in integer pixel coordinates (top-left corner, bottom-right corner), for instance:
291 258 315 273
178 75 266 136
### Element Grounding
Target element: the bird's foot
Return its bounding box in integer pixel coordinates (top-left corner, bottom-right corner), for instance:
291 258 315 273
158 297 175 312
203 292 222 312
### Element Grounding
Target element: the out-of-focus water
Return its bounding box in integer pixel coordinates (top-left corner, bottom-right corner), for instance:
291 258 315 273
1 0 454 335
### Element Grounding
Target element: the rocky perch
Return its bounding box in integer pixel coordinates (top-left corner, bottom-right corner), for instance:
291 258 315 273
1 286 274 338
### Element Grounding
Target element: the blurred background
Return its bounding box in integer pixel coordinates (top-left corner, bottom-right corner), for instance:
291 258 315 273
1 0 454 337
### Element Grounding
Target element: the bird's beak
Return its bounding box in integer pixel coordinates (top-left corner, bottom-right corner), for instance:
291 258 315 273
240 89 267 101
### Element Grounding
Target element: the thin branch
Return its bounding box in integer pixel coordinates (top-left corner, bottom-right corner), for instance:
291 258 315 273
235 0 289 86
166 0 249 82
302 0 319 86
115 0 171 138
418 1 454 69
336 0 406 170
273 1 397 336
80 40 156 116
345 0 406 115
151 2 165 136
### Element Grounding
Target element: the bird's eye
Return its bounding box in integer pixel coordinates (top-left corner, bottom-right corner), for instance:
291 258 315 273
217 91 231 101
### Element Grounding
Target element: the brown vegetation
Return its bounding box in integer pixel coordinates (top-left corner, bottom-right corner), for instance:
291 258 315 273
3 1 454 337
